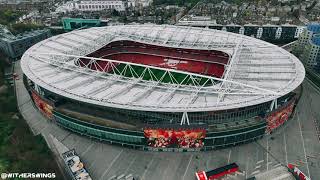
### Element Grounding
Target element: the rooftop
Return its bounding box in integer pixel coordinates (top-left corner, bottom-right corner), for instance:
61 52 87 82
0 27 50 42
21 24 305 112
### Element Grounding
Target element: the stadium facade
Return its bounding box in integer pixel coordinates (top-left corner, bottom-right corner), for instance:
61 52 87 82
21 25 305 151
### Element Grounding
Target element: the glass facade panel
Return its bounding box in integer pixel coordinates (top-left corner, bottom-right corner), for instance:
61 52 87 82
26 82 298 151
54 113 145 146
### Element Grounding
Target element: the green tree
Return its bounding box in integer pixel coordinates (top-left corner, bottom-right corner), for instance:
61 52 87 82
9 23 44 35
112 9 120 16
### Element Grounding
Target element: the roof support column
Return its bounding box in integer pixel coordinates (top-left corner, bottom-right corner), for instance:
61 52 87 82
180 112 190 125
269 98 278 111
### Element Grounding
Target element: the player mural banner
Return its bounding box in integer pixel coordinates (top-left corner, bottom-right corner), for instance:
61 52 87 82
31 91 54 119
266 100 295 133
144 128 206 148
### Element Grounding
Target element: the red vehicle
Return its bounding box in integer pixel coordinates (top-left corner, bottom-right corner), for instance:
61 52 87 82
287 163 310 180
195 163 239 180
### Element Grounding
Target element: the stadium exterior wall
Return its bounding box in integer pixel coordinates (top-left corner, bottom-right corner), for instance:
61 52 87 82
24 76 300 151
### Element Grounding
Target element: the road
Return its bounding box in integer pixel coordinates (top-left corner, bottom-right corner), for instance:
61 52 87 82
14 61 320 180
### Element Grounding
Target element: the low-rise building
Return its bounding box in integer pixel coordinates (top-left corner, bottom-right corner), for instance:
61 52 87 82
0 25 51 60
0 0 47 12
56 0 126 12
128 0 152 7
76 0 125 12
62 18 108 31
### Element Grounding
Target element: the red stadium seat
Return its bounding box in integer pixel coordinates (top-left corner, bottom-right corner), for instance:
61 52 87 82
78 40 229 78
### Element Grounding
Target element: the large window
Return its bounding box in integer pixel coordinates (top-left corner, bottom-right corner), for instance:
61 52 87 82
54 112 145 146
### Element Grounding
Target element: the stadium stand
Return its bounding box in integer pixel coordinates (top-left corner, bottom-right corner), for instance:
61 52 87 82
79 40 229 78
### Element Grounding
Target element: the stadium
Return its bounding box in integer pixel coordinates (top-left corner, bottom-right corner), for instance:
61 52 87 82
21 24 305 151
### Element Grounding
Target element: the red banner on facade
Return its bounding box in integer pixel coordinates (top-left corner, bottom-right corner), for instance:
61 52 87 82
266 101 295 133
31 91 53 119
144 128 206 148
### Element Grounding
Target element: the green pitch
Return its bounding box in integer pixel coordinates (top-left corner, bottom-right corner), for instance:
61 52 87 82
111 64 214 86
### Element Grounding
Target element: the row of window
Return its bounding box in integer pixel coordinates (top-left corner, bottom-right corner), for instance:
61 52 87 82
204 127 265 147
78 4 122 9
188 105 268 124
56 94 271 125
54 110 266 149
32 76 295 127
208 26 298 40
55 114 144 144
45 94 292 128
203 136 263 150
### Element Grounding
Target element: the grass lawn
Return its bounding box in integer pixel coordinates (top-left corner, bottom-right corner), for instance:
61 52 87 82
113 63 214 86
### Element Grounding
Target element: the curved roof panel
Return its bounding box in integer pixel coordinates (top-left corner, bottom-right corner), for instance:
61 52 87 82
21 24 305 112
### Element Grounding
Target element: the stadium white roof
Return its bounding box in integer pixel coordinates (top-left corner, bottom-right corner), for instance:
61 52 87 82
21 24 305 112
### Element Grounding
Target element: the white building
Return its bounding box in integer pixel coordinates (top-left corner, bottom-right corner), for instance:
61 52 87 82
55 0 152 12
55 0 126 12
127 0 152 7
127 0 135 7
55 1 75 13
239 27 244 35
275 27 282 39
76 0 125 11
257 27 263 39
294 26 306 38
